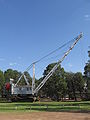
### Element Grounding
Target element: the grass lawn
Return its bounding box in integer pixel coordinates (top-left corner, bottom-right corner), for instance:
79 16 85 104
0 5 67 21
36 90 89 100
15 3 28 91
0 101 90 112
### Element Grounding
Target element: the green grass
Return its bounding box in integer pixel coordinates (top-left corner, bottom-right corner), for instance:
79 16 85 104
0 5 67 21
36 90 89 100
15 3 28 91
0 101 90 112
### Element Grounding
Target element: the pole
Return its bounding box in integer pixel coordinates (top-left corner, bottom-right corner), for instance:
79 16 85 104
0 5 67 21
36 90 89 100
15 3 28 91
32 63 35 94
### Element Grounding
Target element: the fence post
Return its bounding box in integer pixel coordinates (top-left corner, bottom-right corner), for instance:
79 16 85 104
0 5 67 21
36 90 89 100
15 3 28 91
30 105 31 110
46 105 48 111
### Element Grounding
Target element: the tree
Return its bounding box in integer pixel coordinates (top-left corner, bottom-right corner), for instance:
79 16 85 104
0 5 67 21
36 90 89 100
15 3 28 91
84 64 90 76
0 70 5 96
13 70 21 83
4 69 32 86
18 71 32 85
83 50 90 100
65 72 77 100
39 63 67 101
4 69 15 83
73 72 84 99
65 72 84 101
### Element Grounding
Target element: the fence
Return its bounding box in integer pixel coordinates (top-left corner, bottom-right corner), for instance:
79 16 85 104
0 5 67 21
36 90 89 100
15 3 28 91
0 103 82 112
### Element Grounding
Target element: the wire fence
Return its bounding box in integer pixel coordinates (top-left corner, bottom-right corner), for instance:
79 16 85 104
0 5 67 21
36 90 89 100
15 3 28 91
0 102 89 112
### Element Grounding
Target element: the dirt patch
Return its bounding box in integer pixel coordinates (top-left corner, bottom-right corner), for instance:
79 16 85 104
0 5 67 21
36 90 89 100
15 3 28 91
0 112 90 120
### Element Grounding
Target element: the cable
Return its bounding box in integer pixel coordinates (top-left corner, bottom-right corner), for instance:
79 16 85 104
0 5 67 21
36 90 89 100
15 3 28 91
25 35 77 72
25 63 33 72
34 37 76 64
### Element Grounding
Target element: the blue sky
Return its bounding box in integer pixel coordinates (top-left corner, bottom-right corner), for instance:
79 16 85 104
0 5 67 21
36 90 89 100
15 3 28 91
0 0 90 78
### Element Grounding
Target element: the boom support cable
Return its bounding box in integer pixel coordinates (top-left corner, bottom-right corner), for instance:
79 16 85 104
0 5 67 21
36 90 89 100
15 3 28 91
34 38 76 64
25 36 78 72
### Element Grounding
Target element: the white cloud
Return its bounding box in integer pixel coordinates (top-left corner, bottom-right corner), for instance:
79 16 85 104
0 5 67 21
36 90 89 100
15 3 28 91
9 62 22 67
84 14 90 21
68 63 73 68
9 62 17 66
84 15 90 18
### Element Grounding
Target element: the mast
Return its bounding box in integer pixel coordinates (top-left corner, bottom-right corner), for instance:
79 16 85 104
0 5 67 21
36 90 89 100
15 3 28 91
32 63 35 94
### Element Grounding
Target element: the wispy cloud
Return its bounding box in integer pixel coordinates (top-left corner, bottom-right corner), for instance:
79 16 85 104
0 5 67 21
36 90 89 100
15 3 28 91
84 14 90 21
68 63 73 68
9 62 22 67
9 62 17 66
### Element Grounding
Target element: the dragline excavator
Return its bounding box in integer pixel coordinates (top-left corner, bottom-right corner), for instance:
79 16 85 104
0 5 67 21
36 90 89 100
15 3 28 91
5 33 83 101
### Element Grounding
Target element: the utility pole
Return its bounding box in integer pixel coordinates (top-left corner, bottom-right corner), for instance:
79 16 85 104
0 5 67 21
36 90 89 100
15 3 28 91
32 63 35 95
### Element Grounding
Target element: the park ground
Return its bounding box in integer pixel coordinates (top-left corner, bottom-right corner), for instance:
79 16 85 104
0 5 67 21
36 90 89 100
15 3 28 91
0 101 90 120
0 112 90 120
